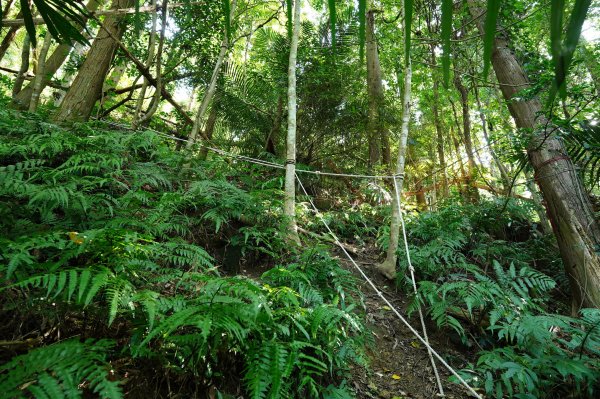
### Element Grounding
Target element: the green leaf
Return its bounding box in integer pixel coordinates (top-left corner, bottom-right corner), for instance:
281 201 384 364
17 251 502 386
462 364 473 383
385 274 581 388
482 0 501 80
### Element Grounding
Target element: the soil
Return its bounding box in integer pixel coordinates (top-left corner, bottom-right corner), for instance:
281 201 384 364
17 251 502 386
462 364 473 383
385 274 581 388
331 247 480 399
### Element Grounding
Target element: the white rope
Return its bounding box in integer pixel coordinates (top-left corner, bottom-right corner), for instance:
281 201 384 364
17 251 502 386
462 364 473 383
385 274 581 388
98 120 395 179
296 173 482 399
101 119 481 396
393 176 444 396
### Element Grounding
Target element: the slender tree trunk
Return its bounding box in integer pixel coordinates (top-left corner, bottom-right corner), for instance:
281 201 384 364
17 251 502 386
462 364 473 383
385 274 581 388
377 59 412 279
133 0 158 126
453 74 479 202
430 50 449 197
54 0 134 122
580 39 600 97
12 35 30 99
468 1 600 311
524 171 552 235
135 0 168 127
28 33 53 112
284 0 302 243
199 96 219 160
187 0 237 146
265 94 284 156
473 84 511 193
365 9 390 169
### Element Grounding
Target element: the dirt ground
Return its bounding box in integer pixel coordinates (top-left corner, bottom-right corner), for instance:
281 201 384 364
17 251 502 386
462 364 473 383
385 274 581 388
333 247 480 399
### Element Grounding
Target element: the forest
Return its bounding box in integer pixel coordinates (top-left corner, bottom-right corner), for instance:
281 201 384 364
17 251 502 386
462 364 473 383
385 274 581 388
0 0 599 398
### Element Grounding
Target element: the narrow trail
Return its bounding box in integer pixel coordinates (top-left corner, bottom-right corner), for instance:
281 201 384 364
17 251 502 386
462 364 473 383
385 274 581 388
331 246 476 399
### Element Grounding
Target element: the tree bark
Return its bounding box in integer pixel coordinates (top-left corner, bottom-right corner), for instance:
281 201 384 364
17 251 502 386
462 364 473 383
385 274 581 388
0 8 22 63
13 0 104 109
377 57 412 280
187 0 237 146
12 35 30 99
198 96 219 160
365 9 390 169
132 0 158 126
54 0 134 122
453 74 480 202
28 33 53 112
468 1 600 311
265 94 284 156
284 0 302 244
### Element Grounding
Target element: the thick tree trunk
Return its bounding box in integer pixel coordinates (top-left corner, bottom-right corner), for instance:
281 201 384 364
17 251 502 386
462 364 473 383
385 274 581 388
54 0 134 122
187 0 236 146
365 9 390 169
284 0 302 243
468 1 600 310
13 0 103 109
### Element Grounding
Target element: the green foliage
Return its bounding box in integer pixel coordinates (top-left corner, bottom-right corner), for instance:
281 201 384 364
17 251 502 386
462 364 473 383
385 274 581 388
395 200 599 397
0 110 364 397
20 0 88 47
0 339 122 398
563 121 600 188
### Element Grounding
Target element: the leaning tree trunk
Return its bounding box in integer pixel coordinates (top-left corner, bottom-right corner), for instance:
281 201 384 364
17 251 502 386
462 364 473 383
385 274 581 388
365 9 390 169
468 1 600 311
13 0 103 109
28 32 53 112
12 35 31 99
187 0 237 147
283 0 302 244
54 0 134 122
0 6 22 63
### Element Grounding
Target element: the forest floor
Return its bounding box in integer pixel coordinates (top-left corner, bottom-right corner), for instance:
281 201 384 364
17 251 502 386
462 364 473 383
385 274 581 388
240 243 478 399
332 246 477 399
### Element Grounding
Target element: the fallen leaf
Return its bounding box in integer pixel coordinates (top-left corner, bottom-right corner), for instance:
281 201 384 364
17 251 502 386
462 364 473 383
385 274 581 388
391 374 401 380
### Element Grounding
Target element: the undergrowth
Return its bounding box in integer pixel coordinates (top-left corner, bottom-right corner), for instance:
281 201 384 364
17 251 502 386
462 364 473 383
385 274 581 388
384 200 600 398
0 108 366 398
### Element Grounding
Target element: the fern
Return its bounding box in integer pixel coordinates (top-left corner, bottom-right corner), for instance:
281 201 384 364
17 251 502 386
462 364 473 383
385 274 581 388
0 339 122 399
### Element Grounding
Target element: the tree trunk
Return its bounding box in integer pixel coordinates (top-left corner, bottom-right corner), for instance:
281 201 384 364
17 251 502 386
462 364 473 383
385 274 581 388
13 0 104 109
473 84 511 193
265 94 284 156
0 8 22 63
187 0 237 147
198 94 219 160
284 0 302 243
468 1 600 311
453 74 479 202
377 58 412 280
132 0 158 126
430 48 449 197
365 9 390 169
12 35 30 99
28 33 53 112
134 0 168 127
54 0 134 122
